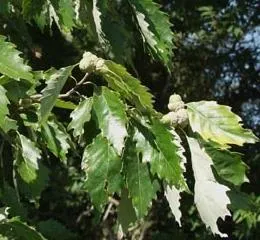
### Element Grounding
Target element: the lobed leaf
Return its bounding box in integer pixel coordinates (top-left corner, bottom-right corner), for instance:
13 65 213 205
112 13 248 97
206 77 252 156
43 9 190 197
93 87 128 155
100 60 154 111
204 142 249 186
68 97 93 138
16 134 49 197
0 35 33 81
82 134 122 209
165 129 187 226
187 101 258 147
128 0 174 68
150 118 184 187
124 139 159 218
92 0 133 63
187 137 231 237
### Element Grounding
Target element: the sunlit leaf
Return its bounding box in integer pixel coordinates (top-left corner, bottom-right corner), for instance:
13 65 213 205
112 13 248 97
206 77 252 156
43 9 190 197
82 134 122 209
93 87 128 155
187 101 258 147
187 137 231 237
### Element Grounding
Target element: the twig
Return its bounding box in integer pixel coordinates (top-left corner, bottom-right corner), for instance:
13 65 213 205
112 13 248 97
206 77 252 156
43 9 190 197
102 202 113 221
30 73 91 101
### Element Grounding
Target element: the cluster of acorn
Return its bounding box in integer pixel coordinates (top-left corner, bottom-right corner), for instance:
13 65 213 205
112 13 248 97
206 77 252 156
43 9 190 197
161 94 189 128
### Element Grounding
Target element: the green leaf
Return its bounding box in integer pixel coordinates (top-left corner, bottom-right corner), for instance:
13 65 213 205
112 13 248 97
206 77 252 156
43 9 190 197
37 219 77 240
187 137 231 237
187 101 258 147
0 85 17 133
16 134 42 183
0 218 46 240
124 139 159 218
93 87 128 155
150 118 184 187
22 0 45 19
68 97 93 138
57 0 75 31
29 0 75 32
42 119 70 161
0 35 33 81
16 134 49 197
92 0 134 63
54 99 77 110
204 143 248 186
82 134 122 209
0 184 27 220
118 188 137 233
128 0 174 68
100 60 154 111
40 65 74 123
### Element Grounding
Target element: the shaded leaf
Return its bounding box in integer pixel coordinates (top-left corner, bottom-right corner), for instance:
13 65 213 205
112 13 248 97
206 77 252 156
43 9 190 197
92 0 133 63
187 101 258 147
204 143 248 185
0 35 33 81
118 188 137 233
0 218 46 240
124 139 159 218
82 134 122 209
0 184 27 220
16 134 49 198
129 0 174 68
0 85 17 133
68 97 93 138
42 119 70 161
37 219 77 240
40 65 74 123
93 87 127 155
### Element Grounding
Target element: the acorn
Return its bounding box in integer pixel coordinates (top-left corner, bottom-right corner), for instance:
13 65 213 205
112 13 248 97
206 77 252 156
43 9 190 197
79 52 100 72
169 94 182 104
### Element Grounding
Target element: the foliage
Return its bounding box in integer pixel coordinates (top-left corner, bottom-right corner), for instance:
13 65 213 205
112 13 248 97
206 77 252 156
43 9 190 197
0 0 259 239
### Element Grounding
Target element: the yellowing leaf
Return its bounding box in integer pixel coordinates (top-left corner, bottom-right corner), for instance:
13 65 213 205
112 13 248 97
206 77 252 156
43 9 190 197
187 101 258 147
